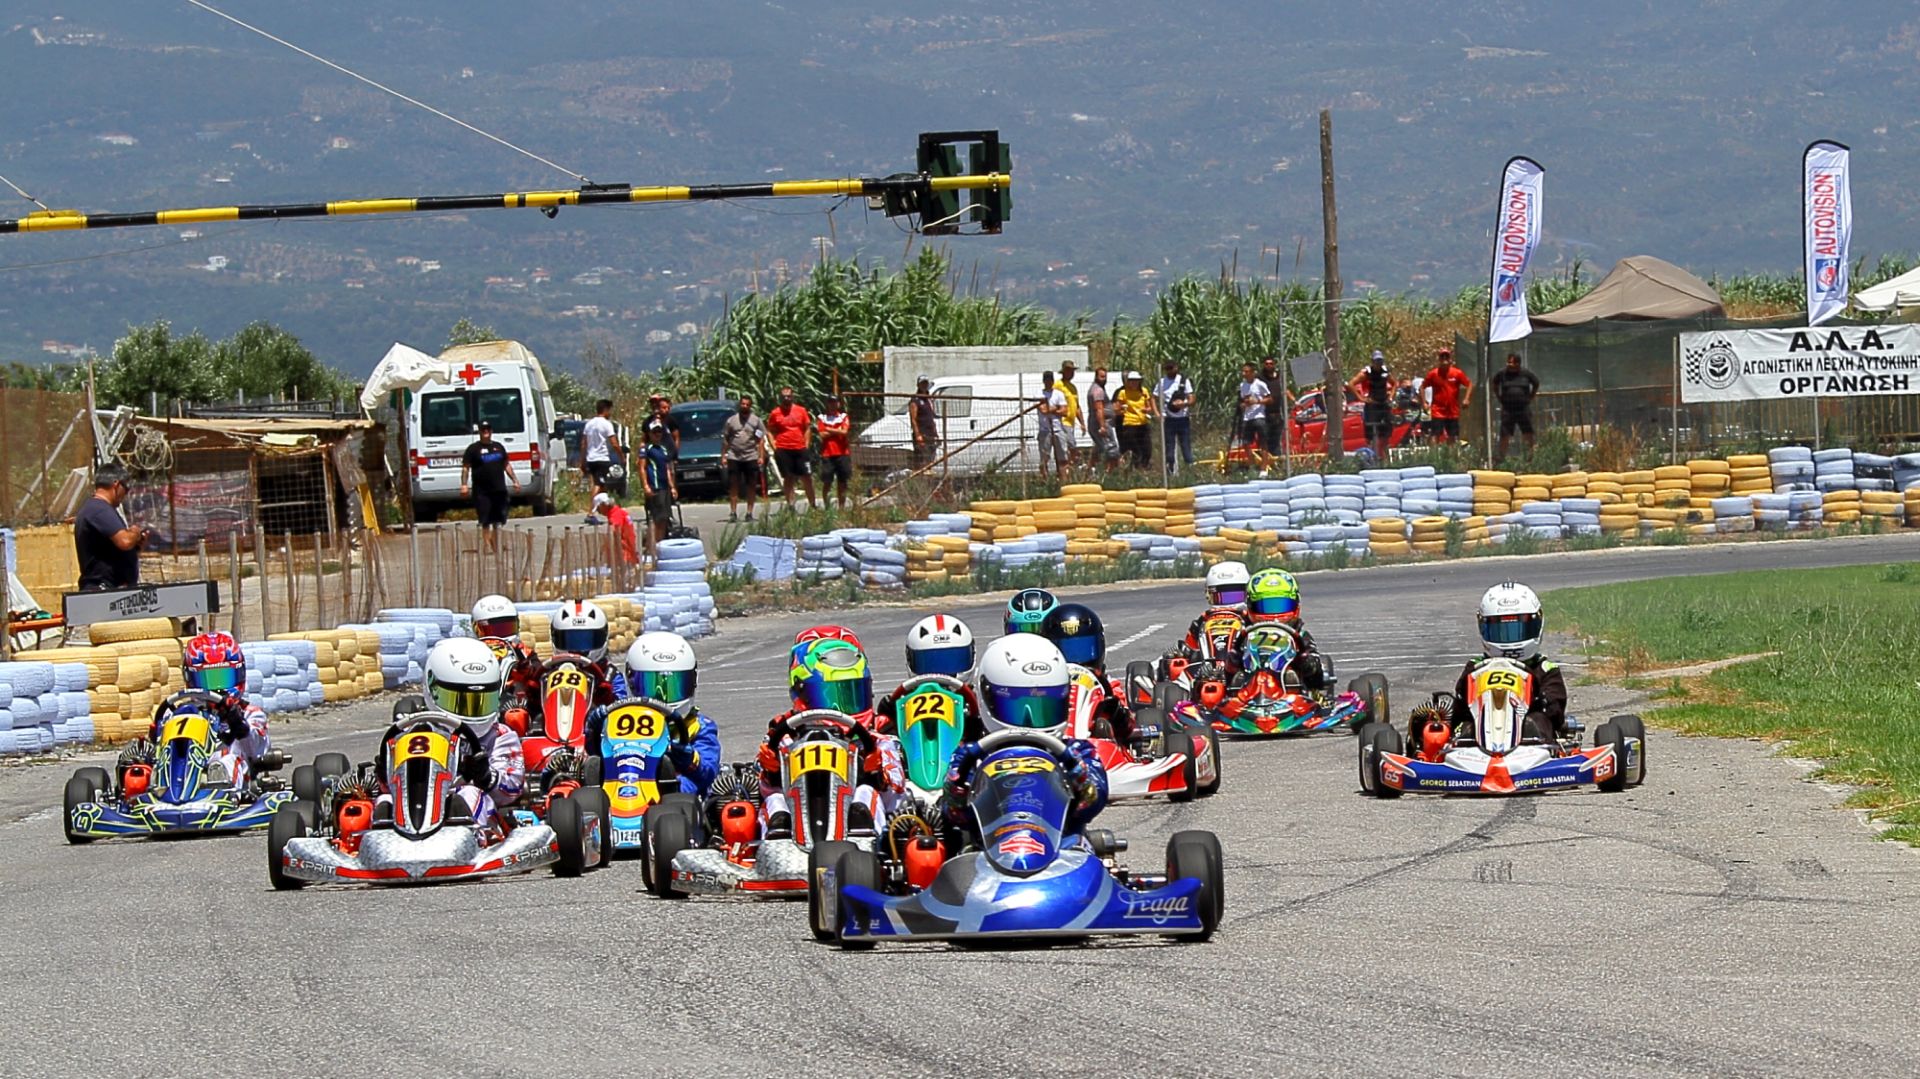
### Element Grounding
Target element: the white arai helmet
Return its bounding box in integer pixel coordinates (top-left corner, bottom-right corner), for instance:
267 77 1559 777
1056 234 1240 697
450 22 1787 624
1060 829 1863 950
973 634 1072 738
424 637 504 735
625 631 699 720
1477 581 1544 661
1205 560 1252 608
470 594 519 641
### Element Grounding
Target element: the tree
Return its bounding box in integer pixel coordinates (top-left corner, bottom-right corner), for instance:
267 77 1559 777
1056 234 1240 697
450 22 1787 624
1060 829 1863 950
97 320 217 409
211 321 347 402
446 318 498 348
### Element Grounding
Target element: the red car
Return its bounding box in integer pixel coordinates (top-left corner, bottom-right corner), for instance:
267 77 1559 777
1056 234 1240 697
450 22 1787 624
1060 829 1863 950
1284 388 1422 455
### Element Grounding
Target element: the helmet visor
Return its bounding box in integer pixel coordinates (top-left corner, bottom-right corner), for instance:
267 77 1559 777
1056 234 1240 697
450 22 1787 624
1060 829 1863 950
431 684 500 719
552 626 607 655
984 682 1069 730
1053 634 1103 667
630 668 696 704
1248 594 1299 619
909 644 974 677
798 675 872 715
1481 613 1543 646
474 617 519 639
1209 585 1248 607
191 665 242 693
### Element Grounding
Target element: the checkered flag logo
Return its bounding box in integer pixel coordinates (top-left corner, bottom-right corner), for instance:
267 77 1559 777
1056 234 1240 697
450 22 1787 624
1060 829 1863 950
1683 336 1739 390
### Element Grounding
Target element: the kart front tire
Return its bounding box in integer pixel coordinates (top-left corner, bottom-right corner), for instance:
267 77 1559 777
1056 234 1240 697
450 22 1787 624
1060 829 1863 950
1199 727 1223 796
1125 660 1157 706
833 849 882 951
1166 729 1200 803
1611 714 1647 784
1348 672 1390 732
571 785 613 865
1594 722 1629 793
551 794 587 878
1153 679 1186 716
312 753 352 784
809 839 860 942
267 804 311 891
63 772 104 844
648 806 691 899
1166 830 1225 940
1365 723 1403 799
291 764 322 805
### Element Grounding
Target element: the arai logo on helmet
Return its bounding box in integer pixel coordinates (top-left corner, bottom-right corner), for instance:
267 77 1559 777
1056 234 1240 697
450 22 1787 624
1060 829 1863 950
459 661 491 675
1021 661 1053 676
650 651 679 663
1122 895 1192 924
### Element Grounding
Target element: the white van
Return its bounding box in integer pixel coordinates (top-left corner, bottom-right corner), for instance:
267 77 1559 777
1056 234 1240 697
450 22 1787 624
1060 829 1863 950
403 340 565 521
854 373 1094 476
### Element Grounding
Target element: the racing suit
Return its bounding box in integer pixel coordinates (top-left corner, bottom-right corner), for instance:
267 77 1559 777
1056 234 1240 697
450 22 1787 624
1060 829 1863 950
374 718 525 827
1068 662 1139 746
757 709 903 830
582 705 724 798
1445 655 1569 743
936 738 1109 852
153 690 271 790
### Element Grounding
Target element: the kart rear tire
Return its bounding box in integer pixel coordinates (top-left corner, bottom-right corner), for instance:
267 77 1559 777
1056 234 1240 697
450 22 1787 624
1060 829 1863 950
1166 830 1225 940
267 803 311 891
550 794 587 878
1153 679 1186 716
571 785 613 866
1611 714 1648 784
1594 722 1628 792
1165 729 1200 803
63 771 106 844
1199 727 1223 796
1348 672 1390 732
583 754 604 787
76 765 112 796
1364 723 1403 798
312 753 351 784
1125 660 1157 706
648 806 692 899
808 839 860 942
833 849 882 951
291 764 323 805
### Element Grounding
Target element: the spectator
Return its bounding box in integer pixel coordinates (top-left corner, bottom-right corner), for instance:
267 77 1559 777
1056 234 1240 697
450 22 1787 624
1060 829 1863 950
578 398 622 523
767 385 817 512
1491 352 1542 460
1422 347 1474 444
1035 370 1069 479
1057 362 1083 471
1347 350 1397 461
74 464 146 591
646 394 682 460
721 395 769 523
909 376 940 471
1113 370 1156 469
460 420 519 551
816 394 854 510
1237 362 1271 452
1259 356 1287 454
1085 362 1118 473
592 492 641 568
638 422 678 547
1155 359 1196 470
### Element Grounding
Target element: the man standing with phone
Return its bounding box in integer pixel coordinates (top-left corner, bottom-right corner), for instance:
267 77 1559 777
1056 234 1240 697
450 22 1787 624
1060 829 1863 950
1155 359 1195 470
74 465 147 591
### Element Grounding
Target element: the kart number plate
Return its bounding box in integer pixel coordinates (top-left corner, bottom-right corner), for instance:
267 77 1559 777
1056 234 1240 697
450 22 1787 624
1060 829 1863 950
546 667 592 697
899 688 960 733
982 756 1055 777
606 703 667 741
159 714 212 745
788 742 851 781
394 730 452 765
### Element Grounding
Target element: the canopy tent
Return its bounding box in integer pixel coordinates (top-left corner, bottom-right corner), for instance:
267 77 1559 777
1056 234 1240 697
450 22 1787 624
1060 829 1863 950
1532 255 1724 325
1853 265 1920 312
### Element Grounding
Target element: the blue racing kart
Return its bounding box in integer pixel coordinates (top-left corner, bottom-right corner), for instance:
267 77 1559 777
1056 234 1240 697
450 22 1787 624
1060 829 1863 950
819 730 1224 948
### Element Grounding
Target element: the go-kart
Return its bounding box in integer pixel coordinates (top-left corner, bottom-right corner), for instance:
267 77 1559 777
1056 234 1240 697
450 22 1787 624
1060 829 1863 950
819 730 1224 948
1068 665 1219 802
590 697 684 862
64 689 292 843
886 674 970 811
267 710 572 888
1358 658 1647 797
649 709 880 903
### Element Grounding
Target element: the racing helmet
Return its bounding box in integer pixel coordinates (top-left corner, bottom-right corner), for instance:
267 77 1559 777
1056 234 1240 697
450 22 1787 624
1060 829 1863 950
1240 623 1299 674
1004 588 1059 635
974 634 1071 738
1246 568 1302 625
551 599 610 662
183 631 245 695
906 614 975 677
1478 581 1544 661
424 637 503 732
789 638 874 717
470 594 520 640
625 631 698 720
1205 560 1252 608
1039 603 1106 671
792 625 863 672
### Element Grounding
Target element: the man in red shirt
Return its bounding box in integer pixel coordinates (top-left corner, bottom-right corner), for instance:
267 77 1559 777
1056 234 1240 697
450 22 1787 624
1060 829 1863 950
815 394 853 510
766 385 817 511
1422 347 1473 444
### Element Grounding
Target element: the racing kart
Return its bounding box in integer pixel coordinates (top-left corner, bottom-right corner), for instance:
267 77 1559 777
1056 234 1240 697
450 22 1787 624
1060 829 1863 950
267 710 573 888
649 709 880 904
591 696 684 861
819 730 1224 949
887 674 970 811
1357 658 1647 797
64 689 292 843
1069 665 1220 802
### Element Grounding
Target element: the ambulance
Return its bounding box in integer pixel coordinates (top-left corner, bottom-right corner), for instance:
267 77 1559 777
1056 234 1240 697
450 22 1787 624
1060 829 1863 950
383 340 566 521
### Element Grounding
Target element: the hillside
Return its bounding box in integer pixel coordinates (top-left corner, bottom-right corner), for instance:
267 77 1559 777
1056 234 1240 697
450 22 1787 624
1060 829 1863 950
1 1 1916 374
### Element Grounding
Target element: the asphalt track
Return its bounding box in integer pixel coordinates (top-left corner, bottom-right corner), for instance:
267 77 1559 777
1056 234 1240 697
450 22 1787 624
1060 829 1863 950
3 533 1918 1078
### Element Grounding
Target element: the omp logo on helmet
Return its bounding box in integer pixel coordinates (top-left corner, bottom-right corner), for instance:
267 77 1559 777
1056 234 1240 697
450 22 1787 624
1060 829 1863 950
1496 272 1523 305
1682 336 1739 391
1021 661 1053 676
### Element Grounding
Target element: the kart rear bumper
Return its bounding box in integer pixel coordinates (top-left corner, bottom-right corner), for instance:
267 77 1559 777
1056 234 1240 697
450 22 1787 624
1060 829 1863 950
279 823 558 884
69 792 292 838
1211 692 1364 736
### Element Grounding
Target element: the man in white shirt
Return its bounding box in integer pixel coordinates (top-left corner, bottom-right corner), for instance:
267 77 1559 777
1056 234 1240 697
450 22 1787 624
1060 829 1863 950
1035 370 1069 478
577 398 622 523
1154 359 1196 470
1236 362 1271 452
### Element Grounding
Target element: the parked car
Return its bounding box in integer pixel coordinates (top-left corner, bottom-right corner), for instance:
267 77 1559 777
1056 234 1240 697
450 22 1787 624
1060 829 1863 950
669 400 742 497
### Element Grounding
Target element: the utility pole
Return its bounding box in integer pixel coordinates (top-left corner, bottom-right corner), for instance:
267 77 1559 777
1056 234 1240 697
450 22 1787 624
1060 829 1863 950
1319 108 1344 462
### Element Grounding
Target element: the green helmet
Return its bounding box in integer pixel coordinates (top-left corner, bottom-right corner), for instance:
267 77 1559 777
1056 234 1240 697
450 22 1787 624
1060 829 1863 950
1246 568 1302 625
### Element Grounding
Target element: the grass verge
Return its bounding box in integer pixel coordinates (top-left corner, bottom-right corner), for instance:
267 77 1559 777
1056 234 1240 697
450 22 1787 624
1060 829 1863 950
1554 563 1920 842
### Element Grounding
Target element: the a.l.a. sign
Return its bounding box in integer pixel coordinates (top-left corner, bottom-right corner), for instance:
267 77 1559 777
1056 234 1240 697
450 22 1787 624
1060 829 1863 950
1678 325 1920 403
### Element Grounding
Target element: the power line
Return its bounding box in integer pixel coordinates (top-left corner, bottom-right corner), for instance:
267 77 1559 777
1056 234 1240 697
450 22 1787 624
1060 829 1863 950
181 0 592 184
0 171 50 212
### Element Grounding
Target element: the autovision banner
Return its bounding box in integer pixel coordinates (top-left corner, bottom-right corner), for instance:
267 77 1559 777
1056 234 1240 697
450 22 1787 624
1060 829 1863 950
1678 325 1920 403
1487 156 1544 344
1802 140 1853 327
